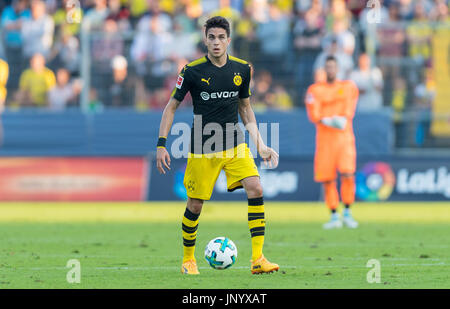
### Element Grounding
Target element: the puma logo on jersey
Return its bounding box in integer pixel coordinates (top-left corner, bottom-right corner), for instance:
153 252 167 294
201 77 211 85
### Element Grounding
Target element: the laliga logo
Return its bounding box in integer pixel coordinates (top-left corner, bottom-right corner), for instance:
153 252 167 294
356 162 395 201
397 167 450 197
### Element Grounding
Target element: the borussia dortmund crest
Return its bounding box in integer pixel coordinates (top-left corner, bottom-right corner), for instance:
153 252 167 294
186 180 196 192
233 74 242 86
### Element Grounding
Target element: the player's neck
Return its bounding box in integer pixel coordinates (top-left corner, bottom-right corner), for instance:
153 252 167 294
326 78 337 84
208 53 228 68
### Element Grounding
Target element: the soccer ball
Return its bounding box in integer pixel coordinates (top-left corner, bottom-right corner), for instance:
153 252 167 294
204 237 238 270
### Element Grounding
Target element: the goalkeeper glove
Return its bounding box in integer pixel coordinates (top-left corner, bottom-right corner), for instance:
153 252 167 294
320 116 347 130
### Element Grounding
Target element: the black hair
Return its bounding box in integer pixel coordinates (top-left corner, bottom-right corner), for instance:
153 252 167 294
204 16 231 37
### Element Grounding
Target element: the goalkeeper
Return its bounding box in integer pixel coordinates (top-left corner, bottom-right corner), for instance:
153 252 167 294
305 56 359 229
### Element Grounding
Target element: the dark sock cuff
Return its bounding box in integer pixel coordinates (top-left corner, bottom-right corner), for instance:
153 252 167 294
248 197 264 206
184 208 200 221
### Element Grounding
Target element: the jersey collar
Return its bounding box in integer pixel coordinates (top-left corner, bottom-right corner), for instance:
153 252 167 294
205 54 230 68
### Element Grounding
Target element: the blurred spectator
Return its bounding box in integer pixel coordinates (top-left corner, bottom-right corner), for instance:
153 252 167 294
349 53 384 111
255 3 290 76
173 2 198 34
346 0 367 17
322 18 355 56
430 0 449 22
16 53 56 107
48 68 82 111
211 0 242 26
49 28 81 76
233 5 258 62
391 76 407 147
1 0 31 89
406 2 433 64
127 0 150 24
376 2 405 106
91 18 124 68
251 70 273 111
108 0 132 32
130 2 173 87
249 0 270 23
377 2 405 58
1 0 30 51
325 0 352 32
397 0 415 20
293 9 324 102
21 0 55 60
0 36 5 60
268 84 293 110
104 55 135 107
413 68 435 146
91 18 124 93
314 37 354 80
148 57 191 110
83 0 109 31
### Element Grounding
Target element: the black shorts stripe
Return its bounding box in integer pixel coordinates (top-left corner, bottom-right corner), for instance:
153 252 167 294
183 238 196 247
184 208 200 221
182 223 198 234
228 185 243 192
248 213 265 221
248 197 264 206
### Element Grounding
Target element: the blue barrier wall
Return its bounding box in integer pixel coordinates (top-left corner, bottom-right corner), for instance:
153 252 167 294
0 108 393 156
148 156 450 201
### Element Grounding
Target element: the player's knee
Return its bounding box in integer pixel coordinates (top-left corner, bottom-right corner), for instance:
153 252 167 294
187 198 203 214
341 173 354 179
247 183 263 198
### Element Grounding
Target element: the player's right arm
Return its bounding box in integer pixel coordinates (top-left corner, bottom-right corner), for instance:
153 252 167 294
305 85 322 124
156 97 182 174
156 65 191 175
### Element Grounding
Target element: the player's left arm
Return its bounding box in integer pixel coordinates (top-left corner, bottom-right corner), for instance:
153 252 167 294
344 81 359 120
329 81 359 130
238 63 278 168
239 97 279 168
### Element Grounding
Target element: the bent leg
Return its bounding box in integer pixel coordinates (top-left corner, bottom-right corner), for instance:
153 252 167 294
323 180 340 211
241 176 265 261
340 173 355 206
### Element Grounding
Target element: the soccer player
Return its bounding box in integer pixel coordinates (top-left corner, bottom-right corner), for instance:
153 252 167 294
305 55 359 229
156 16 279 275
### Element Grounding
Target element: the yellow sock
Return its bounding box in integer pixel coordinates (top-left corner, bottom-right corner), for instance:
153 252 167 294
248 197 265 261
182 208 200 263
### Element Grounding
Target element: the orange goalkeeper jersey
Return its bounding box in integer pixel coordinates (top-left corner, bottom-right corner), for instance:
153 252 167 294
305 80 359 145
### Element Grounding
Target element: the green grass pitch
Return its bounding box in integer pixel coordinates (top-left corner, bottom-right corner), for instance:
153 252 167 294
0 202 449 289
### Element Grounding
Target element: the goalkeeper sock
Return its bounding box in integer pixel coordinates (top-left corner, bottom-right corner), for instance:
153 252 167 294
182 207 200 263
340 175 355 206
324 181 339 212
248 197 265 261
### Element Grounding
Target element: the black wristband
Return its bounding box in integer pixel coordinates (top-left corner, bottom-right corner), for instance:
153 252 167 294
157 136 167 148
